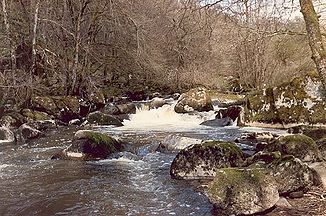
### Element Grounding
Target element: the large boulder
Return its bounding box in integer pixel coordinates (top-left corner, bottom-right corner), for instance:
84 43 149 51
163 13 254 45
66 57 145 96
266 134 323 162
30 96 80 122
86 111 123 126
170 141 244 179
174 87 213 113
51 130 124 160
0 126 15 143
207 168 279 216
245 72 326 126
268 155 320 196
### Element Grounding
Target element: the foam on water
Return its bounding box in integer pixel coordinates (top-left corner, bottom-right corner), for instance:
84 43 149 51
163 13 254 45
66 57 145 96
119 103 215 131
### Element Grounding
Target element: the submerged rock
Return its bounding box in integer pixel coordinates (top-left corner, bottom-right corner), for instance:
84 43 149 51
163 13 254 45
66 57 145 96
207 168 279 216
266 134 323 162
174 87 213 113
156 135 202 153
170 141 244 180
86 111 123 126
52 130 124 160
0 126 15 143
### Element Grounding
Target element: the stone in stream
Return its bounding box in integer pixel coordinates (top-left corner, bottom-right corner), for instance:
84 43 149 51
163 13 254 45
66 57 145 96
51 130 124 161
174 87 213 113
216 106 242 122
200 117 233 127
0 126 15 143
16 124 44 144
156 135 202 153
207 168 279 216
86 111 123 126
170 141 244 180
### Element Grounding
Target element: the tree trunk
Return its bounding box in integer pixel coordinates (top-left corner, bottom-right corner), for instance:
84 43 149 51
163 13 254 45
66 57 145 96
32 0 40 75
300 0 326 91
2 0 16 70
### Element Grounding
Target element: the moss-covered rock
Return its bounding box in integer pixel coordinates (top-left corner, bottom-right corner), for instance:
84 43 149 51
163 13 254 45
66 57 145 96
244 151 282 167
268 155 320 195
174 87 213 113
21 109 52 122
51 130 124 161
207 168 279 215
266 135 323 162
170 141 244 180
86 111 123 126
244 73 326 125
30 96 80 122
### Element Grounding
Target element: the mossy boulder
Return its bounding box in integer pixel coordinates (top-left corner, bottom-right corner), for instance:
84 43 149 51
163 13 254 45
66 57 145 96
170 141 244 180
266 135 323 162
51 130 124 161
30 96 80 122
268 155 320 195
244 73 326 125
244 151 282 167
207 168 279 215
86 111 123 126
174 87 213 113
21 109 52 122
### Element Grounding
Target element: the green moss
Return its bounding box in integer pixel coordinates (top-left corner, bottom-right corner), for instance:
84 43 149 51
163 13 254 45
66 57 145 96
84 131 117 151
209 168 267 198
202 141 243 157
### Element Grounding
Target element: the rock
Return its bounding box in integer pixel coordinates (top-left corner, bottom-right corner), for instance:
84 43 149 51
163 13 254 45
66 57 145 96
244 151 282 167
0 126 15 143
88 90 106 110
235 131 278 147
309 162 326 189
68 119 82 126
200 117 233 127
87 111 123 126
149 97 166 109
0 115 18 128
52 130 123 160
21 109 52 122
170 141 244 180
275 197 292 208
16 124 44 143
216 106 242 122
116 103 136 114
266 135 323 162
244 72 326 125
207 168 279 216
30 96 80 122
174 87 213 113
288 125 326 141
156 135 202 153
268 155 319 195
26 120 57 131
316 137 326 159
103 104 120 115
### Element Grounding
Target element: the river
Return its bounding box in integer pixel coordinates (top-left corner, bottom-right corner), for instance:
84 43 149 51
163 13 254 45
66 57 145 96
0 103 287 215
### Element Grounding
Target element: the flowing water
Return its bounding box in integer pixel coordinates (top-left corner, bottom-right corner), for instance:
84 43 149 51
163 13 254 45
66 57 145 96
0 103 287 216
